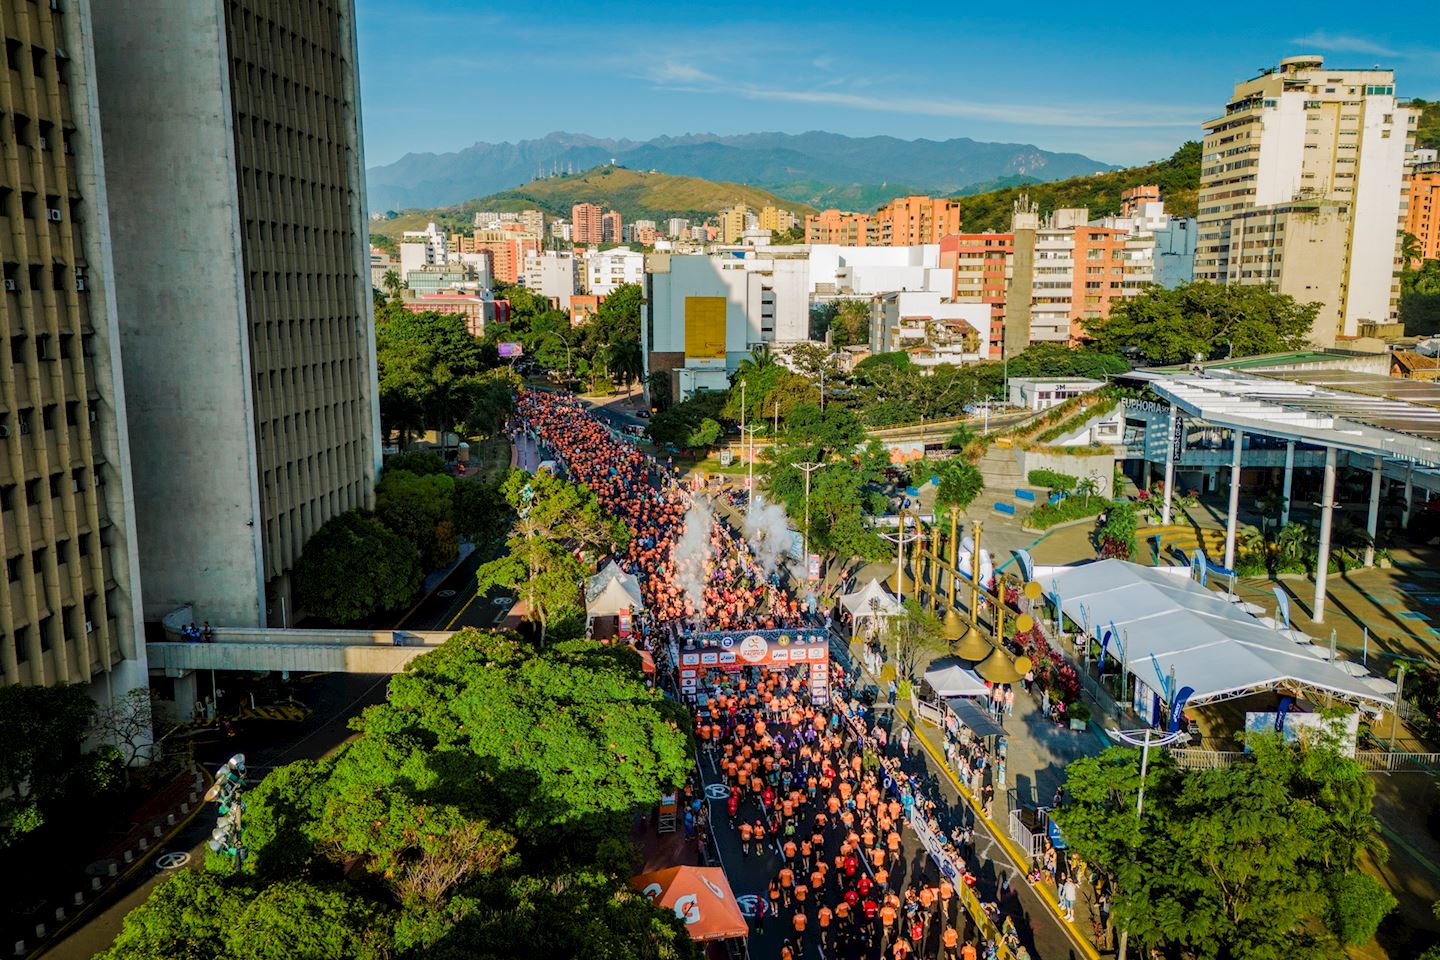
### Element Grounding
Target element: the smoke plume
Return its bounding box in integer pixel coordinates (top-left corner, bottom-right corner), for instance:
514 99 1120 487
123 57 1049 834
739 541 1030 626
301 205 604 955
672 498 713 620
743 495 798 582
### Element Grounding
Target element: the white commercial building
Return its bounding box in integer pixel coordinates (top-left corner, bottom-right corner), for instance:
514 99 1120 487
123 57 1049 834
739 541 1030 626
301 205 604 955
808 244 952 299
1007 377 1106 411
1196 55 1416 343
523 251 581 309
399 221 449 276
870 292 991 367
643 252 811 401
585 246 646 296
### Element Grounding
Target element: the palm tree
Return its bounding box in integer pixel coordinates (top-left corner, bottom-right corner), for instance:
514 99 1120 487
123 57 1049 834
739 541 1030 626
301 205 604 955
382 268 402 301
607 339 644 392
736 344 778 377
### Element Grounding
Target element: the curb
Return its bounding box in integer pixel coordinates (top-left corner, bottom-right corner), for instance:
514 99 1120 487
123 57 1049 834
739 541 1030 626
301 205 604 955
27 765 211 959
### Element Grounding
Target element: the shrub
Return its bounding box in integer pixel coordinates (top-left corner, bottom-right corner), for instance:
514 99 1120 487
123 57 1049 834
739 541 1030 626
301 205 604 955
1323 871 1396 946
1028 469 1078 492
1027 494 1109 530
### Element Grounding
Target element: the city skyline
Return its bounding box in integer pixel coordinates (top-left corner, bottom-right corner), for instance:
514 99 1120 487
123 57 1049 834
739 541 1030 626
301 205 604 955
356 0 1440 169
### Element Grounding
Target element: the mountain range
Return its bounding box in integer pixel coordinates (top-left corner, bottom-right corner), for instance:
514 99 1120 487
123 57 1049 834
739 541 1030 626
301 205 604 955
366 131 1117 213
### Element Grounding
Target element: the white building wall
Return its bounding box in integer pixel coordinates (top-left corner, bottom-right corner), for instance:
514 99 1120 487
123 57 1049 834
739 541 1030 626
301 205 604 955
1346 100 1412 331
586 247 646 296
1253 93 1308 206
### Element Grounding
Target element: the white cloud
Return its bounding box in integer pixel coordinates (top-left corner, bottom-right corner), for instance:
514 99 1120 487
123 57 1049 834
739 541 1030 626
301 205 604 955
1290 33 1399 58
649 62 721 87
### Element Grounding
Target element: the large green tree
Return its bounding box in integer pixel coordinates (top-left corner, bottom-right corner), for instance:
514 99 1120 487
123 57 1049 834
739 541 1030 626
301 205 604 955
1083 282 1317 365
474 469 626 644
1055 731 1393 959
292 511 423 624
98 631 699 960
376 308 499 445
0 684 99 847
375 469 460 570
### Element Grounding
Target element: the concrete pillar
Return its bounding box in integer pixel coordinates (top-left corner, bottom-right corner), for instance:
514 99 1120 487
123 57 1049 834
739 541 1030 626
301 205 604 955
1281 440 1295 526
1313 446 1337 624
1141 458 1152 492
1404 466 1414 530
1224 429 1243 570
1365 455 1382 567
1162 404 1177 525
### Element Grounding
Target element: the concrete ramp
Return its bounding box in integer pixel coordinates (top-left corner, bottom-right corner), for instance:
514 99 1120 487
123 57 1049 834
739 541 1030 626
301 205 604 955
148 627 454 674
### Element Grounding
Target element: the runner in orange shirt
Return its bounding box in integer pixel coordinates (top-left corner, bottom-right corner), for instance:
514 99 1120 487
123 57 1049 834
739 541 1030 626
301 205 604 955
738 820 753 856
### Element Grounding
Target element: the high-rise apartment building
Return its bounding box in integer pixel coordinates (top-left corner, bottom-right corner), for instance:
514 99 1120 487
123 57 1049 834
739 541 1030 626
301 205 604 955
572 203 603 245
940 235 1015 353
759 206 797 234
876 196 963 245
720 205 751 244
1404 161 1440 266
470 231 540 284
94 0 381 627
601 210 623 245
0 0 148 694
805 210 876 246
1195 55 1416 343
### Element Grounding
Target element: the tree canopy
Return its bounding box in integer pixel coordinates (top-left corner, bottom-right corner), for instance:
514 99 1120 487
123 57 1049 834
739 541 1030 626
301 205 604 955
98 630 699 960
292 511 423 624
1054 730 1393 959
375 305 502 444
1083 282 1316 366
474 468 627 644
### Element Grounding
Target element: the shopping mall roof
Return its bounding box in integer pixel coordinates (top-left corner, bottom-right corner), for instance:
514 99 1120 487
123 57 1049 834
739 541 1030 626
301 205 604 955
1036 560 1391 709
1128 368 1440 467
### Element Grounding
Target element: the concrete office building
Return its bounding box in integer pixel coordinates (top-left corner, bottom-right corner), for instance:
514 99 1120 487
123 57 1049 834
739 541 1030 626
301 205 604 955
643 253 810 401
585 246 645 296
0 0 149 695
808 245 951 299
523 251 581 309
94 0 381 628
1196 56 1416 343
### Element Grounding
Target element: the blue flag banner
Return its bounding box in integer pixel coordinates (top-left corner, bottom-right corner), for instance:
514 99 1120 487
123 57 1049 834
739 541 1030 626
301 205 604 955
1168 685 1195 732
1191 548 1207 586
1098 627 1112 671
1015 549 1034 582
1272 587 1291 628
1274 695 1294 732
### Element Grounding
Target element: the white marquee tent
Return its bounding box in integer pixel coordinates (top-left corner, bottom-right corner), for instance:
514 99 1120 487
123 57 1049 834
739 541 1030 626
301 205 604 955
923 661 990 699
841 579 903 622
585 561 645 623
1036 559 1391 709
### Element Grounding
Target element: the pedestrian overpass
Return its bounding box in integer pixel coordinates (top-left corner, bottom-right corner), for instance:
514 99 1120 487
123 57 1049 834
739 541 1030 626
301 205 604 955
148 606 454 675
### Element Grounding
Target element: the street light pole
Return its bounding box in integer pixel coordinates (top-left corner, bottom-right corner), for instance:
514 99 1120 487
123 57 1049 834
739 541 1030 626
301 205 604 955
796 461 824 566
745 424 761 501
1107 726 1186 960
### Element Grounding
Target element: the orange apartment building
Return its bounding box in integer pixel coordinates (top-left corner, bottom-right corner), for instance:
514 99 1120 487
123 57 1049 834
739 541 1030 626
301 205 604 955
940 234 1013 353
572 203 604 244
805 209 875 245
878 195 964 245
469 231 540 284
805 195 963 246
1405 163 1440 266
602 210 623 244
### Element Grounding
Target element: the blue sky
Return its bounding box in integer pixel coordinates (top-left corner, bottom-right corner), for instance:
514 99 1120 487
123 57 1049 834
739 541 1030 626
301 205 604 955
356 0 1439 169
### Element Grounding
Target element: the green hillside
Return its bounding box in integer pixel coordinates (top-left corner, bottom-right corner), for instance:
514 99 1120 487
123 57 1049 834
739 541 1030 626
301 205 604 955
950 142 1201 232
1412 99 1440 150
371 166 815 240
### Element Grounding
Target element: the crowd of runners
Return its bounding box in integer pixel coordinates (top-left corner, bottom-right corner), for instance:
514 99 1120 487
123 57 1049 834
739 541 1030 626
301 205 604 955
514 388 1032 959
512 390 806 632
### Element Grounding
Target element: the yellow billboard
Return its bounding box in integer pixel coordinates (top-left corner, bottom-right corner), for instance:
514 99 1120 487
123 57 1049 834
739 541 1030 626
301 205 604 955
684 296 727 360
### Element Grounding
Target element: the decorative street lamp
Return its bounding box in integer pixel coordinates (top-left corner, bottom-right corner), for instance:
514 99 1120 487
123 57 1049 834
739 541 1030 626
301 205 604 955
1104 728 1187 960
203 753 249 869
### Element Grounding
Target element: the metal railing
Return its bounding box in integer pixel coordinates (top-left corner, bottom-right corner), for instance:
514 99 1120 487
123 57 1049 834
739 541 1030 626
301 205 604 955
1171 747 1440 774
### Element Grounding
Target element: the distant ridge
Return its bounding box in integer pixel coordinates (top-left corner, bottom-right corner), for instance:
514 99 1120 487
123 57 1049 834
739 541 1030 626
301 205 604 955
366 130 1117 213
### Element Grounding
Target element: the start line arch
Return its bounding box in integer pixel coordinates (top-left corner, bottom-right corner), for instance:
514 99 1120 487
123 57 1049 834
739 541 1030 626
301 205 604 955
671 628 831 705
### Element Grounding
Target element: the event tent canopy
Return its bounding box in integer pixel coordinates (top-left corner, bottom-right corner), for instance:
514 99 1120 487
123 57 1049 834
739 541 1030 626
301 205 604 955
585 561 645 620
946 697 1006 739
841 578 903 619
629 866 748 941
924 660 990 699
1036 560 1391 708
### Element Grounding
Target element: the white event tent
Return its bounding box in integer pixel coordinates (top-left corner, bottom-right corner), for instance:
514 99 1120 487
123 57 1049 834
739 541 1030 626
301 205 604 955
841 579 903 623
1036 559 1391 710
923 661 990 699
585 561 645 625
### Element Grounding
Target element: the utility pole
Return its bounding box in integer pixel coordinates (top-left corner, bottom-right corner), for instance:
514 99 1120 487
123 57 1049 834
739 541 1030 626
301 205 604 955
796 461 825 572
745 424 761 501
774 397 780 435
739 380 747 483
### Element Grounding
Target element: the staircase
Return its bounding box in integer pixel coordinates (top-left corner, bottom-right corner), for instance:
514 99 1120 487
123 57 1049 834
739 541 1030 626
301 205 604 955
977 446 1043 517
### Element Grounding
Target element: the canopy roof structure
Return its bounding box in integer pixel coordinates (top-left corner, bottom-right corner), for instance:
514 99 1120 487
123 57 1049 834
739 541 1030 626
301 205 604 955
1037 560 1391 708
946 697 1006 739
585 561 644 620
924 660 990 699
1131 369 1440 467
629 866 748 941
841 578 903 619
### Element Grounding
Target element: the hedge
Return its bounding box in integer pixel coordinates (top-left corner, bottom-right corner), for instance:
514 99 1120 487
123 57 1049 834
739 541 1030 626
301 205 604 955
1028 469 1078 492
1026 494 1109 530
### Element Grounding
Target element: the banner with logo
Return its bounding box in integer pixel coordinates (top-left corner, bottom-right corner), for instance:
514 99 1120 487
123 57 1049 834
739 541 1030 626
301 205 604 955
678 629 830 670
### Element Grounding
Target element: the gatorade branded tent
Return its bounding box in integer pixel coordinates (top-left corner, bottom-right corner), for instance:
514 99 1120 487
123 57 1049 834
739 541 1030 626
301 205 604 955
629 866 748 941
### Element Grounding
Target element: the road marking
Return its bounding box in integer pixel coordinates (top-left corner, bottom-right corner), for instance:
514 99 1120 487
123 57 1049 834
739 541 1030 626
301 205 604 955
154 851 190 870
444 592 479 630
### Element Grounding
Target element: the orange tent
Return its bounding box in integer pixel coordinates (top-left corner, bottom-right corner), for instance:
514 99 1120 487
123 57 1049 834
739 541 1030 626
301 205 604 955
637 648 657 674
630 866 748 941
